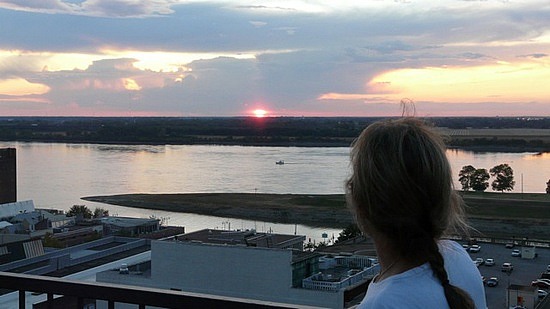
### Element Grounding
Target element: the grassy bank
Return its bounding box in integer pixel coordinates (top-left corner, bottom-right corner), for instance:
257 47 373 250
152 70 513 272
82 191 550 239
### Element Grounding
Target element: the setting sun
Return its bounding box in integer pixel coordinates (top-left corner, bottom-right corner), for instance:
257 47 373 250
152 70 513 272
253 109 268 117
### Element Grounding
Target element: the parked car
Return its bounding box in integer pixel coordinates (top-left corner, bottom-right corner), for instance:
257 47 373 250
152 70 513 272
539 289 549 299
502 262 514 272
511 249 521 257
531 279 550 289
469 245 481 253
505 242 515 249
474 258 484 266
486 277 498 287
485 258 495 266
119 263 129 274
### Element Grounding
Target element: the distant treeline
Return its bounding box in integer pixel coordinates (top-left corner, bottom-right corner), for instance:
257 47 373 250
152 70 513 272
0 116 549 151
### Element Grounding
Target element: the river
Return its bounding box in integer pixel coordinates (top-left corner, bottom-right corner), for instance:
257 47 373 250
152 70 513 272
1 142 548 242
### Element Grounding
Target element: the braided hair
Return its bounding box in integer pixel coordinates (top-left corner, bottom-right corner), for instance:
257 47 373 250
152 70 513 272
346 118 474 309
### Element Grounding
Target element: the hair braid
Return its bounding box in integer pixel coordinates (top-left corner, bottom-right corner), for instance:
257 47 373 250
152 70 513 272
427 240 475 309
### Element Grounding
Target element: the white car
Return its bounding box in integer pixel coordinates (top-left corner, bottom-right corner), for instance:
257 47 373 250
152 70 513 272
485 258 495 266
469 245 481 253
486 277 498 287
501 262 514 272
119 263 129 274
474 258 484 266
511 249 521 257
539 289 549 299
532 279 550 289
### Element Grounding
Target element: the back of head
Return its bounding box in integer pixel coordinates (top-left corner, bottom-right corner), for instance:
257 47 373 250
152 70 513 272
346 117 474 309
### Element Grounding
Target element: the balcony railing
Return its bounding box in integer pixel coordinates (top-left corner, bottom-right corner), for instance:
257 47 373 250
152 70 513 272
0 271 317 309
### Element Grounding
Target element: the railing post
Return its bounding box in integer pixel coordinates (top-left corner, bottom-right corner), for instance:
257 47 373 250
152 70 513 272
47 293 54 309
19 290 25 309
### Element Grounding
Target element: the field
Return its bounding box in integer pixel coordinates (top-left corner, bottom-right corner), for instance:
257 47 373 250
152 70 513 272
82 191 550 240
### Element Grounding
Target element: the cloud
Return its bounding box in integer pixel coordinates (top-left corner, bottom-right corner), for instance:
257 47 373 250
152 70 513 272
0 0 177 17
517 53 548 59
0 0 549 116
0 0 77 13
81 0 176 17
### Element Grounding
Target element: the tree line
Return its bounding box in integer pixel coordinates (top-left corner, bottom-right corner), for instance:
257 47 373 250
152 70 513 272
458 163 516 192
0 117 549 150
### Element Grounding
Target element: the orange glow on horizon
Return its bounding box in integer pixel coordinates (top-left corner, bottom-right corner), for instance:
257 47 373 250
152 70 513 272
318 59 550 104
0 78 50 96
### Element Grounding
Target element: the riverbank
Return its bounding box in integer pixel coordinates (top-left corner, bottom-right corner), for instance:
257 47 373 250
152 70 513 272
82 192 550 240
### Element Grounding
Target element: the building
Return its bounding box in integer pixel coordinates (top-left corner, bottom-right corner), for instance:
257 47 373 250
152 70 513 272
0 200 35 220
0 148 16 204
507 284 538 309
0 236 44 264
521 246 537 259
175 228 305 250
99 216 160 237
96 229 374 308
10 211 51 236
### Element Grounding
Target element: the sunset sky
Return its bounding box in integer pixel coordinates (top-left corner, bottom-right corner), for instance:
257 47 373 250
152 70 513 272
1 0 549 117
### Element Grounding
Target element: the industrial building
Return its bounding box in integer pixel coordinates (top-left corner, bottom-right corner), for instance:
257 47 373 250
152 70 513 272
96 229 378 308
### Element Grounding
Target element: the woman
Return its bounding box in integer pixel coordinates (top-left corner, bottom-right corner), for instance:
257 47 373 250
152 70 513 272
347 118 486 308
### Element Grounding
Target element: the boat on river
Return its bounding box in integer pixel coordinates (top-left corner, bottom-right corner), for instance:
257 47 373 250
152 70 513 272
275 160 285 165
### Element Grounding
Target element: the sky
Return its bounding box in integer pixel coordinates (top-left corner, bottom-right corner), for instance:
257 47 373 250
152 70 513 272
0 0 549 117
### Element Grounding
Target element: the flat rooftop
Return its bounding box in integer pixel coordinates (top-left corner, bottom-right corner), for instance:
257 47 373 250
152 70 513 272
176 229 305 249
316 235 377 256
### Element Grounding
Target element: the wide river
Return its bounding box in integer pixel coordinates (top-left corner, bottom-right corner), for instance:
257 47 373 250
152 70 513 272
1 142 549 242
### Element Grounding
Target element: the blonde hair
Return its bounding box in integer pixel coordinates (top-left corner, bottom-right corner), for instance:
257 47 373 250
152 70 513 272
346 118 473 309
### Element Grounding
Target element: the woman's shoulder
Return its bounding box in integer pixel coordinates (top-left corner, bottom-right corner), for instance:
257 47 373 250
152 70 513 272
359 268 448 309
438 239 469 257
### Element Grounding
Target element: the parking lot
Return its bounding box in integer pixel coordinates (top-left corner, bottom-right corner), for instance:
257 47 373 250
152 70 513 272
464 241 550 308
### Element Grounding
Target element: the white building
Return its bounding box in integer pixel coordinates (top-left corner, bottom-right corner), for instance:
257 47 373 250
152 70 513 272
96 229 358 308
0 200 35 219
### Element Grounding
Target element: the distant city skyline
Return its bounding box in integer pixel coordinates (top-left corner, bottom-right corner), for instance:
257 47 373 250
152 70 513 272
0 0 549 117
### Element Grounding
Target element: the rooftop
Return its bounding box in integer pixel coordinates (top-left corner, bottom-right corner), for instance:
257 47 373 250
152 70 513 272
176 228 305 249
316 235 377 256
99 216 159 228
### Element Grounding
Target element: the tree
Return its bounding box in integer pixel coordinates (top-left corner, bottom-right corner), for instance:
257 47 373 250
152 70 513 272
93 207 109 218
546 179 550 194
458 165 476 191
470 168 490 192
490 164 515 192
43 233 63 248
67 205 92 219
335 224 361 243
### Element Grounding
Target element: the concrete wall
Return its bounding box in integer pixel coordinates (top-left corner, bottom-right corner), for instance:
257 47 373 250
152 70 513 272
147 241 342 308
152 241 293 296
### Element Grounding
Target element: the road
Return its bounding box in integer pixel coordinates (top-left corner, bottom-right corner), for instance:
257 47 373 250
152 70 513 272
0 251 151 308
466 242 549 309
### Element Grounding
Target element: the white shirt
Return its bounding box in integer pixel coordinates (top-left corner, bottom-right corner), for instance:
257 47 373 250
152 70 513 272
357 240 487 309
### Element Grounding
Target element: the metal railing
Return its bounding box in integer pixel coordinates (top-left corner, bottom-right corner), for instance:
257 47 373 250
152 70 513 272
0 271 317 309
